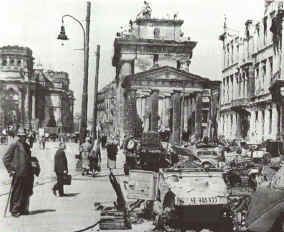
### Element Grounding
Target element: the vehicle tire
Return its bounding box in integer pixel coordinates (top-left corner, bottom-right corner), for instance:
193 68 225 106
272 214 284 232
263 153 271 164
217 220 234 232
202 162 214 169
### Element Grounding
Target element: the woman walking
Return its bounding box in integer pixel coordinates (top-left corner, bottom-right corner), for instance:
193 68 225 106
79 137 92 175
89 138 101 176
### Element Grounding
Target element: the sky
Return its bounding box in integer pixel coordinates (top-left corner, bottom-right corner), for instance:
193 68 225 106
0 0 264 117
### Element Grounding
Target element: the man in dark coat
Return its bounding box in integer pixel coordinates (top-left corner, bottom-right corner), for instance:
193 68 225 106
106 137 118 171
2 128 34 217
52 142 68 197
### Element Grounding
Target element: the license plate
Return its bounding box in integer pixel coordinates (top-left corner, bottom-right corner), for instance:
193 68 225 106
189 196 219 205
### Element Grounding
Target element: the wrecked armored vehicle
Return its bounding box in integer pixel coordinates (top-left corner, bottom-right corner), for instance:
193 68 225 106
157 168 233 231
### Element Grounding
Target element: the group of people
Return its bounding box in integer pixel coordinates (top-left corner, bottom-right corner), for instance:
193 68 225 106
79 137 102 176
2 127 70 218
2 127 121 218
79 136 119 176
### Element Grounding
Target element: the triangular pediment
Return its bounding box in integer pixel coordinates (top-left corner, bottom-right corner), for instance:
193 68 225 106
127 66 210 83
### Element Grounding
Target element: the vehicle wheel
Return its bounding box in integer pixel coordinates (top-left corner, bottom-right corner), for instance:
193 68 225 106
217 221 234 232
202 162 214 169
263 153 271 164
272 215 284 232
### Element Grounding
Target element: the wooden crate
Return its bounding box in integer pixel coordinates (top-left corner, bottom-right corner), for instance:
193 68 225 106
99 210 131 230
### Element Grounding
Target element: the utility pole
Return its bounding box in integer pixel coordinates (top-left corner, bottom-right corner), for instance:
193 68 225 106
92 45 100 140
79 1 91 144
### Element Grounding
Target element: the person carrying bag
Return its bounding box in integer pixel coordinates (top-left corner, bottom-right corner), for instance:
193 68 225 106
52 142 69 197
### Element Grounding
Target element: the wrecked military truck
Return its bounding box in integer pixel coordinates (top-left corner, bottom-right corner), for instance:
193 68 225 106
156 168 233 232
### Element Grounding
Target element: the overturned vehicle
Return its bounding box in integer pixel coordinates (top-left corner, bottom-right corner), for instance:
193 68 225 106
123 132 172 175
157 168 233 232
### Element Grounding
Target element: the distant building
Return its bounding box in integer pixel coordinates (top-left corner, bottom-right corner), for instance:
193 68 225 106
0 45 75 133
98 3 220 144
218 1 284 143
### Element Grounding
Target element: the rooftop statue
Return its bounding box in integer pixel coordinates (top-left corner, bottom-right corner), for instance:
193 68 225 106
136 1 152 19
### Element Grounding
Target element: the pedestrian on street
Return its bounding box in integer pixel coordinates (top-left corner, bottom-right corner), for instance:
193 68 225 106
40 135 46 150
89 138 102 176
79 137 92 175
28 132 35 149
2 128 35 217
52 142 68 197
106 137 118 172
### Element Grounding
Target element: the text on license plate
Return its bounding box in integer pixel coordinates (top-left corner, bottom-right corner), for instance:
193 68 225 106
190 197 219 205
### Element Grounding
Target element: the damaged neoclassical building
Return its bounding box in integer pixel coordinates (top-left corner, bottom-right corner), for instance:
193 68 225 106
98 3 220 144
219 1 284 143
0 45 74 133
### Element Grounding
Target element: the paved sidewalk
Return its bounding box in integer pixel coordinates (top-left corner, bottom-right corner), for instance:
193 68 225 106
0 173 116 232
0 143 155 232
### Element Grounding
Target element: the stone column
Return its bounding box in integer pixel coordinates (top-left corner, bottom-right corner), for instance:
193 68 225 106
195 92 202 140
256 109 263 143
249 110 255 143
141 96 146 120
143 95 151 132
184 97 188 131
180 93 185 136
188 98 193 135
164 95 171 129
117 60 134 138
264 107 270 139
160 97 166 130
20 88 26 128
158 97 163 130
172 90 181 144
32 93 36 121
136 97 142 120
150 89 159 132
272 103 278 140
226 113 230 139
124 88 137 137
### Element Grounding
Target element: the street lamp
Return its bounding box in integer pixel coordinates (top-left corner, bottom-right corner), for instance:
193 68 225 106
57 1 91 144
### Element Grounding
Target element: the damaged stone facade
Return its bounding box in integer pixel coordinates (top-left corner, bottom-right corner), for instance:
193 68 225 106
219 1 284 143
98 8 220 144
0 45 74 133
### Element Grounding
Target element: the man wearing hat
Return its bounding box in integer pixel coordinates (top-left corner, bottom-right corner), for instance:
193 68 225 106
52 142 68 197
2 127 34 217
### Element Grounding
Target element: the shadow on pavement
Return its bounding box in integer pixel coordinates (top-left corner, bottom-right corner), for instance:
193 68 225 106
29 209 56 215
63 193 80 197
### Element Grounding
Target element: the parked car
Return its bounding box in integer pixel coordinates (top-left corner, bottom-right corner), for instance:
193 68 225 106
157 168 233 232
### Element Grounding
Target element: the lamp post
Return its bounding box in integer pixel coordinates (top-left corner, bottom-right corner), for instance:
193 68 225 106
57 1 91 144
